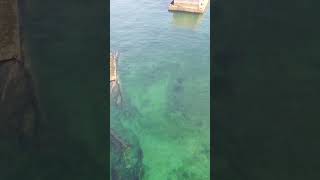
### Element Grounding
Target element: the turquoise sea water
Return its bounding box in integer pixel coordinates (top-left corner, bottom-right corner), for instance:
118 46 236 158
111 0 210 179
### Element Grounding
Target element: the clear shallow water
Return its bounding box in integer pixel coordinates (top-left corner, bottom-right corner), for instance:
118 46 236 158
111 0 210 179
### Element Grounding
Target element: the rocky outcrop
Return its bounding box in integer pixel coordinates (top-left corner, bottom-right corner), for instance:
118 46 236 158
0 0 39 145
0 0 22 61
110 127 144 180
110 52 123 106
110 52 144 179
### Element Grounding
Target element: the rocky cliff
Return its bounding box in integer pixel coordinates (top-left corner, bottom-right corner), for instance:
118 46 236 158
0 0 39 145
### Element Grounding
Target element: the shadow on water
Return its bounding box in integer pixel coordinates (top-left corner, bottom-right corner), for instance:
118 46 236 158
171 12 204 30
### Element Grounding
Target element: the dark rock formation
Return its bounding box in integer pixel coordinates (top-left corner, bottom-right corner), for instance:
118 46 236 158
110 127 144 180
0 0 39 146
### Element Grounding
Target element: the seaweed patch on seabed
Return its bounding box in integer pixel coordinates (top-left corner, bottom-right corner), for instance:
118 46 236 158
146 62 186 113
167 70 190 123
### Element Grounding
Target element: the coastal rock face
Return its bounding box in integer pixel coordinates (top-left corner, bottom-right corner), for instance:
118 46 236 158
110 52 122 106
0 0 39 143
110 53 144 179
0 0 21 61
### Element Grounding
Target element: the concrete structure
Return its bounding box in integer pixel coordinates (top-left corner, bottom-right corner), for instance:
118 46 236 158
169 0 209 13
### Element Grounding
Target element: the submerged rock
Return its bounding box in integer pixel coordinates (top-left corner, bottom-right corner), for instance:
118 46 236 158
111 128 144 180
110 52 144 180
